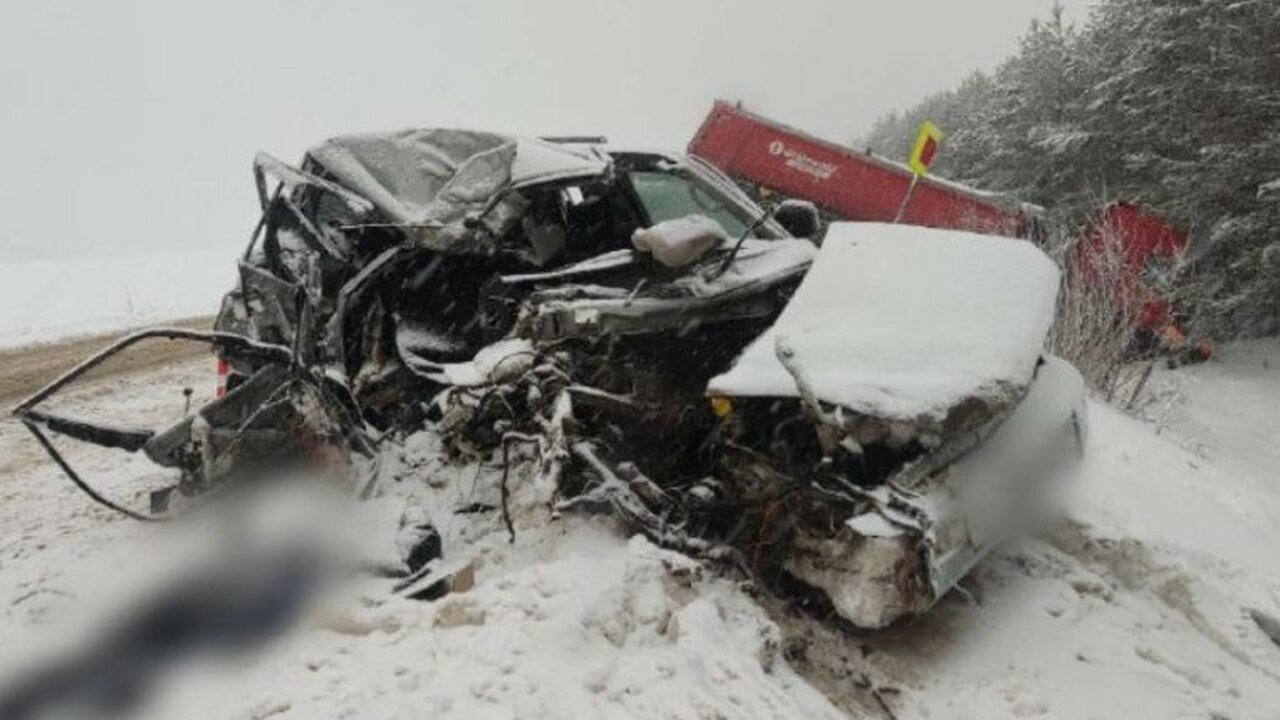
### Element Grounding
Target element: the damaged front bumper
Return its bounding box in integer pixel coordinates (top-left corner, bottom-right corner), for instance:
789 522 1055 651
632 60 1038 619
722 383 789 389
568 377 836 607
777 356 1086 627
11 328 378 519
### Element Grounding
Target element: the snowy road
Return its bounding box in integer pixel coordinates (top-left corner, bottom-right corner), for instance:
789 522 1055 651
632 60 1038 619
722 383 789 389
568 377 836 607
0 318 213 407
1 344 1279 718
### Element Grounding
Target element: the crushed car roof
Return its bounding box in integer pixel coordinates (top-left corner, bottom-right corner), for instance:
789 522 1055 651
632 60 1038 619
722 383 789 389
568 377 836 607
707 222 1061 422
307 128 611 226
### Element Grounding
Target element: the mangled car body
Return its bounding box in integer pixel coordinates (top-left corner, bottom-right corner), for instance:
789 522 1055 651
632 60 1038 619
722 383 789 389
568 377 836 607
13 129 1085 628
707 224 1085 625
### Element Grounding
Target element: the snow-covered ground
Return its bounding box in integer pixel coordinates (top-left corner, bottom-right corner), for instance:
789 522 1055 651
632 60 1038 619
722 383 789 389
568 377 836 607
0 248 239 349
824 343 1280 718
1 342 1278 718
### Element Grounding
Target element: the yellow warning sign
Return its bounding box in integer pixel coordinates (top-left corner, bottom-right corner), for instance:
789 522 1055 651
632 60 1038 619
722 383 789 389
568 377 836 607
908 121 944 176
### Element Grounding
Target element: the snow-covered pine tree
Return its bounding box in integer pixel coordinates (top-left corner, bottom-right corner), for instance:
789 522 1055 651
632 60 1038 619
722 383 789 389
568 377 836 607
860 0 1280 337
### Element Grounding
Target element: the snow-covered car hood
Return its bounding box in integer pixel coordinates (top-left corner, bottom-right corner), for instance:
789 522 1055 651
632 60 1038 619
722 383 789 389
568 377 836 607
707 223 1061 422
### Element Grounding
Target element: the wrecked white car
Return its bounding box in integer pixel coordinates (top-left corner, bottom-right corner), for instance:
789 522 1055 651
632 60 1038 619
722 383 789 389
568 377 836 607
706 223 1086 626
13 130 1084 628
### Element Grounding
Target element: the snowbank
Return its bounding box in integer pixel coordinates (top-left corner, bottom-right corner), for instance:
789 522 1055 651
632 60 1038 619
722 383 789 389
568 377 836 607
145 527 845 720
820 345 1280 719
895 397 1280 718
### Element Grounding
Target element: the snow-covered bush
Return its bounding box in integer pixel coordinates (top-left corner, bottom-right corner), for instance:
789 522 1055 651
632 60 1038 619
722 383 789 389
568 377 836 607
1046 222 1147 407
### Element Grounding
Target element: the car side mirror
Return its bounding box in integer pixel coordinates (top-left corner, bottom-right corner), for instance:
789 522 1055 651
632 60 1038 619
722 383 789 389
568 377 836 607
773 200 821 239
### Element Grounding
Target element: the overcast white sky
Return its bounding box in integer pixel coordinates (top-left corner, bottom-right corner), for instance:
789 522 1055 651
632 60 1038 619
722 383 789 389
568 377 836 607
1 0 1092 262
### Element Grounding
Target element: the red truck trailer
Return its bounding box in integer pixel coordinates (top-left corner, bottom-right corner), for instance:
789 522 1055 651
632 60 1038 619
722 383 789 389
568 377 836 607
1076 201 1188 329
687 100 1041 238
688 101 1204 356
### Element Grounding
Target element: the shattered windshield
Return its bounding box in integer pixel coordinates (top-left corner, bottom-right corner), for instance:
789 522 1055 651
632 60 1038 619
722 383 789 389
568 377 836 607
628 170 751 237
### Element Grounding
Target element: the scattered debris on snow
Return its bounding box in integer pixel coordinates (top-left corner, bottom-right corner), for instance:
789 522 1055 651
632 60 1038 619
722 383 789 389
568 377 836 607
2 339 1280 718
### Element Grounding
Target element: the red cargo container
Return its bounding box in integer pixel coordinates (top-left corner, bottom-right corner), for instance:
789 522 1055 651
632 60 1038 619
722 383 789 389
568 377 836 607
688 100 1040 238
688 101 1195 338
1075 201 1188 329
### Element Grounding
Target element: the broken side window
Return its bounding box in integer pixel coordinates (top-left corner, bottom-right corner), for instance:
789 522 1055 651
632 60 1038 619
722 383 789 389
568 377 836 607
555 182 643 263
